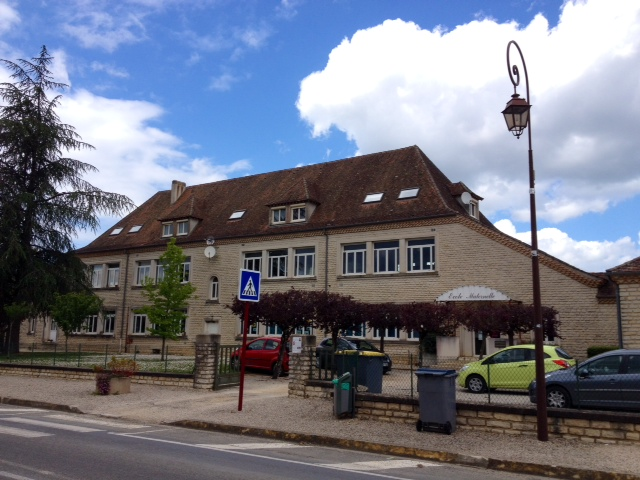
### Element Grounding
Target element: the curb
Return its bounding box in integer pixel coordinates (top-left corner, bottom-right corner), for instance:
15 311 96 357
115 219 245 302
2 398 637 480
0 397 83 414
168 420 640 480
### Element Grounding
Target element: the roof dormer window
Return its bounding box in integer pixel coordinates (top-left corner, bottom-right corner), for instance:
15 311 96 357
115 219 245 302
177 220 189 235
468 200 478 219
162 223 173 237
398 188 419 199
229 210 245 220
110 228 123 235
364 193 384 203
272 207 286 224
291 204 306 222
129 225 142 233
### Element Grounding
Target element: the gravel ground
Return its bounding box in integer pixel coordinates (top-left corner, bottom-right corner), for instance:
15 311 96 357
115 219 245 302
1 373 639 477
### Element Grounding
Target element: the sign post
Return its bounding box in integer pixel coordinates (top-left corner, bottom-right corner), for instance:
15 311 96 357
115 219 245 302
238 269 261 411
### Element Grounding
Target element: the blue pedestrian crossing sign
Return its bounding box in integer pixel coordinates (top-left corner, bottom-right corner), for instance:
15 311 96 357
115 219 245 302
238 269 261 302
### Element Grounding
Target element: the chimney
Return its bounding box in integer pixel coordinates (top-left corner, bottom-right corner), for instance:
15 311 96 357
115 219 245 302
171 180 186 204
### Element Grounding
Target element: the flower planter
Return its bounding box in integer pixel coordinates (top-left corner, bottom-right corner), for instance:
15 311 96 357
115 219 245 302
108 376 131 395
95 374 132 395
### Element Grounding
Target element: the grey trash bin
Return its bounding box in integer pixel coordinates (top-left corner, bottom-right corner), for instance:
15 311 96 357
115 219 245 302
357 351 385 394
332 372 354 418
415 368 458 434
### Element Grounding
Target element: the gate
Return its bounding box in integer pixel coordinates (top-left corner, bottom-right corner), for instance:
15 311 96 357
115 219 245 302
214 344 241 390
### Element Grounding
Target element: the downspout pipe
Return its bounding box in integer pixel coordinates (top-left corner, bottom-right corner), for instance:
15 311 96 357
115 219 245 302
121 251 130 353
324 229 329 292
613 276 623 349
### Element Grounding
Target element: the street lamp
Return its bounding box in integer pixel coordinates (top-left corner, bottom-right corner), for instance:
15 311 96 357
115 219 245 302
501 40 548 442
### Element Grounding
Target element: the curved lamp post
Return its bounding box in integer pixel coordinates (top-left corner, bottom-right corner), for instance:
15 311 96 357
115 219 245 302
501 40 548 442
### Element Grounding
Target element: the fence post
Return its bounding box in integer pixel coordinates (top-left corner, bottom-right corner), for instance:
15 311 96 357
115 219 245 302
77 344 82 367
410 351 414 399
164 346 169 373
133 345 138 363
104 344 109 368
194 334 220 389
53 344 57 366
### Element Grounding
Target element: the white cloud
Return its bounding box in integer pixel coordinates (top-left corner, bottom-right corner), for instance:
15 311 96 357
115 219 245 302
297 0 640 228
62 7 147 52
56 88 251 219
494 219 640 272
91 61 129 78
0 2 19 34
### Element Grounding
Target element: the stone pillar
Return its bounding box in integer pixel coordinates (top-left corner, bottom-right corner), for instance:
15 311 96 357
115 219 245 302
288 335 316 398
193 334 220 390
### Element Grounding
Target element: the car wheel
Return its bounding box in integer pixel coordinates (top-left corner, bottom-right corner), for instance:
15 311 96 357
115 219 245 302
546 386 571 408
466 374 487 393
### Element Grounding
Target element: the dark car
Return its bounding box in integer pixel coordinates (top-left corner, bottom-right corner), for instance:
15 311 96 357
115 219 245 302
231 336 289 375
529 349 640 411
315 337 392 373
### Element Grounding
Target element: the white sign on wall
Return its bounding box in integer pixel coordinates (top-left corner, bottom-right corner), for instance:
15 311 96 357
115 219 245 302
436 285 512 302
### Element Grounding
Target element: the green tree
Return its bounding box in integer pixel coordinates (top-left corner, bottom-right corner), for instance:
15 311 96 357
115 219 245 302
0 46 134 353
51 292 103 348
136 238 196 359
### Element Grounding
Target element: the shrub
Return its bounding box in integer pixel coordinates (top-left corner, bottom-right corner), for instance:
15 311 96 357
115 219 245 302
107 356 139 377
587 345 619 358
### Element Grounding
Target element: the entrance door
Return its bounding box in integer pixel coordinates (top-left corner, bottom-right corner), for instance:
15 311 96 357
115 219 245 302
49 321 57 342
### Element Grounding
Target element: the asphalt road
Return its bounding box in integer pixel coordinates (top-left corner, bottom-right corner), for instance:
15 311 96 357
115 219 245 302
0 405 550 480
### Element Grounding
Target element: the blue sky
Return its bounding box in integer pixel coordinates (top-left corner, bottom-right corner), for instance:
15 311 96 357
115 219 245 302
1 0 639 272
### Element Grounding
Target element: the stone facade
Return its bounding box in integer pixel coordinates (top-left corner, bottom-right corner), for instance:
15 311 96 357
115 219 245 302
23 147 639 359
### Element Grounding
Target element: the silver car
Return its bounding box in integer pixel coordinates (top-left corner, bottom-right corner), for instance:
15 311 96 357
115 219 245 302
529 349 640 411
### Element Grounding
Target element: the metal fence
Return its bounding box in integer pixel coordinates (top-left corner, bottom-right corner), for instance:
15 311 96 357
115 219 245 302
309 349 640 410
1 343 195 374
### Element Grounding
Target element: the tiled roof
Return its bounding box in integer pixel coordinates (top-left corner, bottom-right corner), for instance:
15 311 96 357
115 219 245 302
77 146 493 254
607 256 640 274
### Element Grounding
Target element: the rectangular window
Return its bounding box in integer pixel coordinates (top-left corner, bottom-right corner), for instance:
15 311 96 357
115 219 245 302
84 315 99 334
294 247 315 277
156 263 165 283
107 264 119 287
294 325 314 335
103 311 116 335
210 276 219 300
408 329 420 341
177 220 189 235
374 327 399 339
272 208 286 224
136 261 151 285
267 325 283 335
181 258 191 282
244 252 262 272
291 205 306 222
179 309 187 335
132 314 147 334
344 323 367 338
468 201 478 218
268 250 288 278
407 239 436 272
249 322 258 335
28 318 36 334
162 223 173 237
343 244 366 275
91 265 103 288
374 241 399 273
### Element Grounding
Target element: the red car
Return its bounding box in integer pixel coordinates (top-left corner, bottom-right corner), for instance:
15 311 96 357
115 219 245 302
231 337 289 374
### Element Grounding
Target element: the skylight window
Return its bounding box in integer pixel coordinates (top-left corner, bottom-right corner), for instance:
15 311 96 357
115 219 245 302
129 225 142 233
229 210 245 220
110 228 123 235
398 188 419 199
364 193 384 203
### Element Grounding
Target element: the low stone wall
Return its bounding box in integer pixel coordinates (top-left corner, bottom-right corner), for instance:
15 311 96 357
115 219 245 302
293 378 640 445
0 364 193 388
288 347 640 445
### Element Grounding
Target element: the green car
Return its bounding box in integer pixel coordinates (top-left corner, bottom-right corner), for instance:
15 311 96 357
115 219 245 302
458 344 575 393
